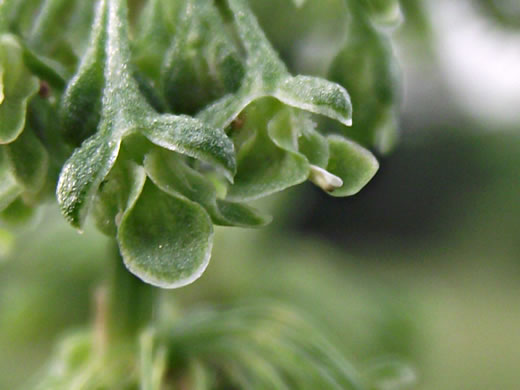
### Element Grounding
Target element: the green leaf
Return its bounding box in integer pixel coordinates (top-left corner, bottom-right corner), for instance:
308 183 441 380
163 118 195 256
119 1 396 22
0 34 39 144
297 119 329 168
144 148 271 227
198 0 352 130
0 196 37 227
22 46 69 90
4 127 49 194
59 0 107 146
227 101 309 201
118 180 213 288
134 0 173 81
274 75 352 127
0 149 21 211
329 3 399 152
139 115 235 180
58 0 235 229
29 0 76 52
325 135 379 197
269 108 330 168
162 0 244 115
93 159 147 236
362 0 403 26
65 1 97 57
57 133 121 228
267 107 344 194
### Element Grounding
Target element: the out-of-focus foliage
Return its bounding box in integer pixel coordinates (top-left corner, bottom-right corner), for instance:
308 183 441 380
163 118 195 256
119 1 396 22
0 211 417 390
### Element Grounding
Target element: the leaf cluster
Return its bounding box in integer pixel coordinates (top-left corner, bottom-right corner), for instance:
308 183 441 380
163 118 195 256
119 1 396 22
0 0 399 288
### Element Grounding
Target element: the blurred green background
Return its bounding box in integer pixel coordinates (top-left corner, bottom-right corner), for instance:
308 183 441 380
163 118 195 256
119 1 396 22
2 0 520 389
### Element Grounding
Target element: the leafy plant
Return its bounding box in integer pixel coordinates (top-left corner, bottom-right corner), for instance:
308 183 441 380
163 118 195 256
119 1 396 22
0 0 405 388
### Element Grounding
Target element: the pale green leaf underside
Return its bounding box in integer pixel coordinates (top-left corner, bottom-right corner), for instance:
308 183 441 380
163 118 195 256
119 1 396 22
57 0 235 229
118 180 213 289
0 34 39 144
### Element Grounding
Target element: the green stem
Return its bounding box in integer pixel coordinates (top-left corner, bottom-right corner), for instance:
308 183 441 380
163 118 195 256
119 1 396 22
106 241 158 343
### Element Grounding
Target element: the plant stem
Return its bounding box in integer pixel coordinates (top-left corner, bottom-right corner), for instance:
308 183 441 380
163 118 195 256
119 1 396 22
106 241 158 344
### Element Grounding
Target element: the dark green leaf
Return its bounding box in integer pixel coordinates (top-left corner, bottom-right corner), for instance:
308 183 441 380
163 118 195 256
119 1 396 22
22 46 68 90
0 196 37 226
57 133 121 228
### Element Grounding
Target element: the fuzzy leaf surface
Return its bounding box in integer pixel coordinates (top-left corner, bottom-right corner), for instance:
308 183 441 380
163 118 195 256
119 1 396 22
226 101 310 201
118 180 213 288
145 148 271 227
326 135 379 197
198 0 352 130
57 0 235 229
162 0 244 114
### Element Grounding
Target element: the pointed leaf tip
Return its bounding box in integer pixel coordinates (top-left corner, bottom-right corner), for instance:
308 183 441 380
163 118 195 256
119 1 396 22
326 135 379 197
275 75 353 127
57 135 121 228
